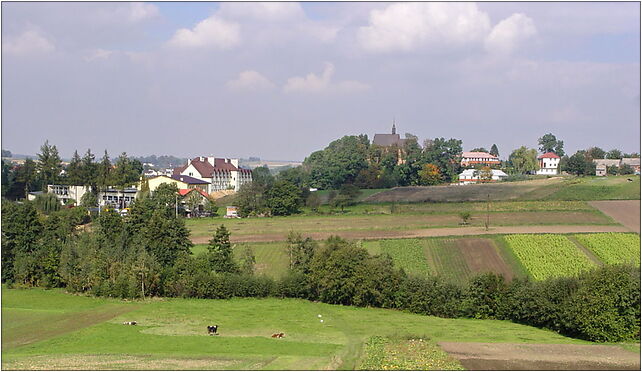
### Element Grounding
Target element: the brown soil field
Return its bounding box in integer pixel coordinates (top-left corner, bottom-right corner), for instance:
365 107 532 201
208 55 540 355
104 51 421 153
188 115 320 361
589 200 640 233
456 238 515 280
438 342 640 370
363 178 563 203
191 224 631 244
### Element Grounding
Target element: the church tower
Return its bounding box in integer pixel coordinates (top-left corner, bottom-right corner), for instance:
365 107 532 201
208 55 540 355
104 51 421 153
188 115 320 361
392 119 396 135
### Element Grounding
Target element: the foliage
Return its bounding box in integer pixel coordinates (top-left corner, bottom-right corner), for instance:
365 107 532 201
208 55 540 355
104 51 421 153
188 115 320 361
538 133 565 157
37 140 63 188
286 232 317 273
586 147 606 160
418 163 442 185
504 235 596 280
32 193 61 214
421 137 462 183
606 149 623 159
265 180 303 216
470 147 488 152
207 225 238 273
490 144 499 157
303 135 370 189
563 151 594 176
575 233 640 266
619 163 634 175
65 151 83 186
305 192 321 212
251 166 274 189
238 246 256 275
509 146 539 174
379 239 431 277
110 152 143 188
1 202 42 283
458 211 471 224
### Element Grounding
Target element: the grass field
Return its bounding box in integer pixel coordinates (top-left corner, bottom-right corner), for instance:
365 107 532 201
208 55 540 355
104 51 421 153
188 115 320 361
187 209 615 239
3 287 604 370
358 336 464 370
363 176 640 204
192 242 290 278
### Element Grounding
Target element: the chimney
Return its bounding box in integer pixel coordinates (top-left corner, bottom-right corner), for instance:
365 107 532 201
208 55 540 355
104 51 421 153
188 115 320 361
207 157 215 166
230 158 239 168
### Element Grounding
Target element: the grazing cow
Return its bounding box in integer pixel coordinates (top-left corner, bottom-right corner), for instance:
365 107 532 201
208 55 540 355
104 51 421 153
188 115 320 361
207 325 218 335
123 321 137 326
271 332 285 338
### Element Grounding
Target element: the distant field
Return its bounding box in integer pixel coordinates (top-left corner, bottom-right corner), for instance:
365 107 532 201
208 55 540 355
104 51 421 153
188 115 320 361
192 242 290 278
187 209 615 240
574 233 641 266
503 235 597 280
363 176 640 204
3 287 600 370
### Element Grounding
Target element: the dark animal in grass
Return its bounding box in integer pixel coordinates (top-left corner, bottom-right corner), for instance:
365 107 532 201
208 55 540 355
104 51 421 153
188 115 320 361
271 332 285 338
123 321 137 325
207 325 218 335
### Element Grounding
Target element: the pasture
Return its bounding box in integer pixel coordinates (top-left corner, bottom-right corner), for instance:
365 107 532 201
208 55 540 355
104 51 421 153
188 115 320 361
4 287 622 370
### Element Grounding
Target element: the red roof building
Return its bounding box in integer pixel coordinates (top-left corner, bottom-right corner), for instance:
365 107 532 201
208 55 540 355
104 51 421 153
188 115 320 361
173 156 252 193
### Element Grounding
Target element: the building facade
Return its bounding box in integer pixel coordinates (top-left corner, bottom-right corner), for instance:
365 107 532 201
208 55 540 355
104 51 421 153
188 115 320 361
173 157 252 192
536 152 560 175
460 152 501 167
458 169 508 185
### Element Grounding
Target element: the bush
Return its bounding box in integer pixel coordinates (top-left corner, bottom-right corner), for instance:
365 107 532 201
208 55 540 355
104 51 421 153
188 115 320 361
396 275 462 318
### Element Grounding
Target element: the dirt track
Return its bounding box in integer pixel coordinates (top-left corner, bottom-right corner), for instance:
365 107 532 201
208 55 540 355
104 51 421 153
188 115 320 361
589 200 640 233
191 225 632 244
438 342 640 370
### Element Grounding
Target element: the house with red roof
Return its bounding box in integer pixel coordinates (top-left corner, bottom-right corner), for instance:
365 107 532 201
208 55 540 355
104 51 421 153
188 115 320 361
173 156 252 193
536 152 560 175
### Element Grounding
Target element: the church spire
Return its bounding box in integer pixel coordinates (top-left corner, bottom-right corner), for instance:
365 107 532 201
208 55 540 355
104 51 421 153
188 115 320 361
392 118 396 135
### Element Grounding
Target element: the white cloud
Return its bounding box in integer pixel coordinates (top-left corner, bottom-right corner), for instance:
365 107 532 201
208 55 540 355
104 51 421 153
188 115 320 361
284 63 370 94
485 13 537 54
227 70 275 92
358 3 491 53
3 30 55 56
218 2 305 22
83 48 114 62
167 16 240 49
128 3 159 23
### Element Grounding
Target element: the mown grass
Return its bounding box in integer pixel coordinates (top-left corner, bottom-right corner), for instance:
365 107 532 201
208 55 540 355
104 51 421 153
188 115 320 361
3 287 597 370
542 176 640 201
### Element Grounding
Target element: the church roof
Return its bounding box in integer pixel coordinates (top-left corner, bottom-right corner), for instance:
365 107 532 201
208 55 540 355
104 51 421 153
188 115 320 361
373 133 405 147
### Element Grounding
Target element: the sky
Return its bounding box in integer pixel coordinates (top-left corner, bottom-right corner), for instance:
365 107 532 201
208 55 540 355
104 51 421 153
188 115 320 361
2 1 640 161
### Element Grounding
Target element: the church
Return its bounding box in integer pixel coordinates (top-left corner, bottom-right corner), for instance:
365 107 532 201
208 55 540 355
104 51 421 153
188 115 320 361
373 121 407 147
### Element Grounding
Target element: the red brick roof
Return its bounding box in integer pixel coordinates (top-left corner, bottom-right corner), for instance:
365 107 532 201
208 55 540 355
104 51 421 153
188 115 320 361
173 157 252 177
178 188 209 198
538 152 560 159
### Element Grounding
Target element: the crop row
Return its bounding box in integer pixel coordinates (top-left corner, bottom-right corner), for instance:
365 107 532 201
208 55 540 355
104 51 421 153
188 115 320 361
574 233 640 266
503 234 596 280
380 239 432 277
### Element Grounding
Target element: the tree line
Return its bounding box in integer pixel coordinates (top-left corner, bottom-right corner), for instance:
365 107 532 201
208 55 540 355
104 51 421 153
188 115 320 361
2 197 638 343
2 140 143 201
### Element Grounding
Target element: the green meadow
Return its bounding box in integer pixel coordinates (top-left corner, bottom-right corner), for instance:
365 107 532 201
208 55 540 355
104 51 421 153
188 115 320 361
3 287 601 370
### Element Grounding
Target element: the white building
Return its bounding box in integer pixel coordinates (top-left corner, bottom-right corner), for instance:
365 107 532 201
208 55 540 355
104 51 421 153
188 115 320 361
173 157 252 193
460 152 501 167
536 152 560 175
44 184 139 208
458 169 508 185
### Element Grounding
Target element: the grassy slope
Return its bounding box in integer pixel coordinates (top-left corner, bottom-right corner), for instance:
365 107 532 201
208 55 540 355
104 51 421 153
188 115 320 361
539 176 641 201
3 288 598 370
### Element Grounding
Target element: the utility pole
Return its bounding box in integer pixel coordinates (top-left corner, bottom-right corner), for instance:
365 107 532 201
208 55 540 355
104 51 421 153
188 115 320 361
485 193 490 231
175 194 178 217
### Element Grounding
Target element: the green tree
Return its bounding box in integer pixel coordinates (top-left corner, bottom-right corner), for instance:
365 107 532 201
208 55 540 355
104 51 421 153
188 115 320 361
276 166 309 189
306 192 321 212
37 140 63 188
286 232 317 273
470 147 488 152
563 151 592 176
111 152 142 188
265 180 303 216
490 144 500 157
65 150 83 186
586 147 606 160
235 182 268 217
2 149 12 157
97 150 112 189
619 163 634 175
509 147 539 174
330 184 361 212
238 246 256 275
418 163 442 185
538 133 565 156
606 149 623 159
32 193 61 214
303 135 370 189
422 138 463 182
1 202 42 283
81 149 97 187
13 158 39 199
140 209 192 267
207 224 238 273
251 166 275 188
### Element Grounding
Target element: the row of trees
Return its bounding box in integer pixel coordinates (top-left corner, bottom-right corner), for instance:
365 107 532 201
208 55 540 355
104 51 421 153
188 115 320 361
2 141 143 201
4 197 638 343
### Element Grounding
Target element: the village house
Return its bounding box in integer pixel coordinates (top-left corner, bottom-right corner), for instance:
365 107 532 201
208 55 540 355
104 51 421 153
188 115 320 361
593 158 641 176
460 151 501 167
620 158 641 174
178 188 211 217
40 184 138 209
458 169 508 185
147 174 210 193
536 152 560 175
173 157 252 192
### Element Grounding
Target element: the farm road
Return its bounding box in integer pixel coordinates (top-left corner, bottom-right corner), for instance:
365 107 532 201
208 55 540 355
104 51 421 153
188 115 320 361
589 200 640 233
191 225 632 244
438 342 640 370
